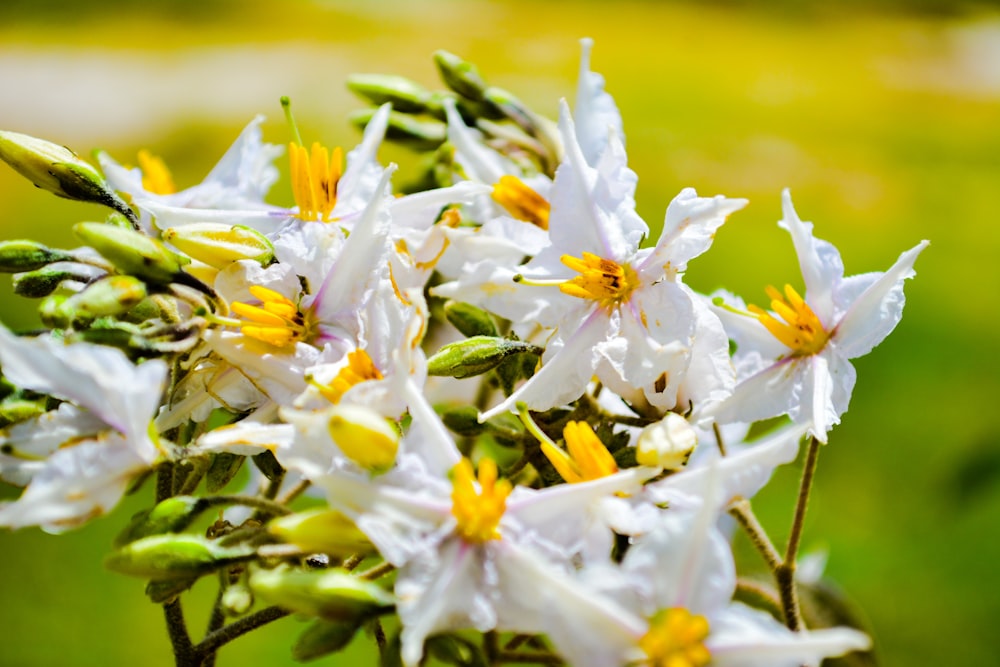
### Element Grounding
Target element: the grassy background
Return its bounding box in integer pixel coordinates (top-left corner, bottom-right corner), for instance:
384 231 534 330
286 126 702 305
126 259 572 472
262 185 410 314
1 1 998 665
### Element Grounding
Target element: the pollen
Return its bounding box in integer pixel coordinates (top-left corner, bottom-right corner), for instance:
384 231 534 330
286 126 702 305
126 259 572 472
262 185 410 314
230 285 315 348
542 421 618 484
288 141 343 222
559 252 640 309
450 458 512 544
491 175 550 230
748 284 830 356
639 607 711 667
314 349 384 404
137 149 176 195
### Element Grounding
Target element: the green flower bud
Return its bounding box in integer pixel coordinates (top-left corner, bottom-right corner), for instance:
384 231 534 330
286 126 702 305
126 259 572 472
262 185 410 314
0 130 138 227
443 300 498 338
162 223 274 270
221 580 254 616
482 86 535 132
434 50 488 102
12 265 96 298
38 294 71 328
293 618 362 662
441 406 486 436
326 404 399 475
635 413 697 470
268 509 375 558
347 74 434 114
350 110 446 151
145 576 198 604
0 396 47 427
249 564 394 621
58 275 148 322
0 240 73 273
113 496 204 548
206 451 246 493
427 335 542 379
105 534 253 580
72 222 190 286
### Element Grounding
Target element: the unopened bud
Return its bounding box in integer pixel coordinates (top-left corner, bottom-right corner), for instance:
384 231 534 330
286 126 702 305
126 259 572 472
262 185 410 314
12 264 99 298
0 130 138 226
73 222 189 285
293 618 361 662
326 404 399 474
163 223 274 270
350 109 446 151
249 564 394 621
347 74 433 114
145 576 197 604
0 396 47 426
434 51 488 102
58 275 148 321
441 406 486 436
104 534 252 580
269 509 375 557
222 580 254 616
635 413 698 470
0 240 72 273
482 86 535 132
443 300 498 337
427 335 542 379
38 295 71 328
113 496 204 548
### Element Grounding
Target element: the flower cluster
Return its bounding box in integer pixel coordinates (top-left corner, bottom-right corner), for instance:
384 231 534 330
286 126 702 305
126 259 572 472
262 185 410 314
0 40 924 666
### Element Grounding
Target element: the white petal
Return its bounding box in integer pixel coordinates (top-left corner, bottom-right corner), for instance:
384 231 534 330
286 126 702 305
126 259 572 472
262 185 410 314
778 190 845 326
335 103 390 216
707 358 804 428
573 37 625 166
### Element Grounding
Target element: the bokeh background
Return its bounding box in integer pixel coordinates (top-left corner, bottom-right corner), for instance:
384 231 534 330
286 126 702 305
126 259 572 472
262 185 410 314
1 0 998 665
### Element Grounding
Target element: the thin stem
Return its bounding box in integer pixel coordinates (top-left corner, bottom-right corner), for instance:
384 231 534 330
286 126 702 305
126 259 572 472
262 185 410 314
199 495 292 517
194 606 289 656
177 456 212 496
200 588 227 667
734 578 784 621
359 561 396 581
728 498 782 571
342 553 364 571
372 618 387 657
162 599 197 667
484 631 500 665
277 479 311 505
156 462 175 503
777 435 821 631
712 421 727 457
497 651 564 664
504 635 531 651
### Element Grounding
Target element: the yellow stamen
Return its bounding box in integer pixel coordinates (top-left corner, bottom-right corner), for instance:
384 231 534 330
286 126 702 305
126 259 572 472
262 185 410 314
542 421 618 484
491 175 550 230
313 350 384 404
747 284 830 356
450 458 512 544
559 252 640 309
230 285 314 348
137 149 176 195
288 141 343 222
639 608 711 667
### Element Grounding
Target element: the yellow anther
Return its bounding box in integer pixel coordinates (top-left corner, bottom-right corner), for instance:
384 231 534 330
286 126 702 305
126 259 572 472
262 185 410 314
542 421 618 484
559 252 640 309
288 142 342 222
748 284 830 356
314 350 384 404
137 149 176 195
639 608 711 667
230 285 315 348
450 458 512 544
491 175 550 230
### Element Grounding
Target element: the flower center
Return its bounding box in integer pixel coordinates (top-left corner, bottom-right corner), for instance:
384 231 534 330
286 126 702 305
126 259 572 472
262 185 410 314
639 608 711 667
314 350 384 404
542 421 618 484
450 458 512 544
288 141 343 222
491 175 550 230
137 149 176 195
230 285 316 348
559 252 640 309
748 284 830 356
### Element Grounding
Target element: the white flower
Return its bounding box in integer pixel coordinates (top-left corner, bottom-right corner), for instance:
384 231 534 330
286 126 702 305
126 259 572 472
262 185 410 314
706 190 928 442
0 327 167 531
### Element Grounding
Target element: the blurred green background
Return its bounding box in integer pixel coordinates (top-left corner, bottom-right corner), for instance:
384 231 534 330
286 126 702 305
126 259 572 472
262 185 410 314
0 0 998 665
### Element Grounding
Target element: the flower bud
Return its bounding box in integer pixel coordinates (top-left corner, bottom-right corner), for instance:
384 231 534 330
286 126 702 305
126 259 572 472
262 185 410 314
12 265 99 298
0 130 138 226
326 404 399 474
0 396 47 427
347 74 433 114
434 50 488 102
292 618 361 662
162 223 274 270
350 109 446 151
268 509 375 557
145 577 197 604
0 240 72 273
38 295 71 328
427 335 542 379
221 580 254 616
104 534 252 580
441 406 486 436
249 564 394 621
73 222 189 285
635 413 698 470
443 300 498 338
58 275 148 322
113 496 204 548
482 86 534 132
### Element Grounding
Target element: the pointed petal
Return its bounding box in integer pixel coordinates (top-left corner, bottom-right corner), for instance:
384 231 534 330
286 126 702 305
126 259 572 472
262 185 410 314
573 37 624 166
778 190 845 326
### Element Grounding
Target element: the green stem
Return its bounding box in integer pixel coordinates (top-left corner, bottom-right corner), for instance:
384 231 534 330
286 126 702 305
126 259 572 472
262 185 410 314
728 498 782 571
497 651 564 664
778 435 821 631
199 494 292 517
194 606 289 656
277 478 311 505
162 599 197 667
156 462 175 503
712 421 727 457
359 561 396 581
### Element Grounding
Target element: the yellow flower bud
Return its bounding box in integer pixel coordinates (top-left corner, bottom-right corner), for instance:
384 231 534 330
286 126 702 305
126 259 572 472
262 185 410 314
163 223 274 270
326 404 400 474
268 509 376 557
249 564 394 621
